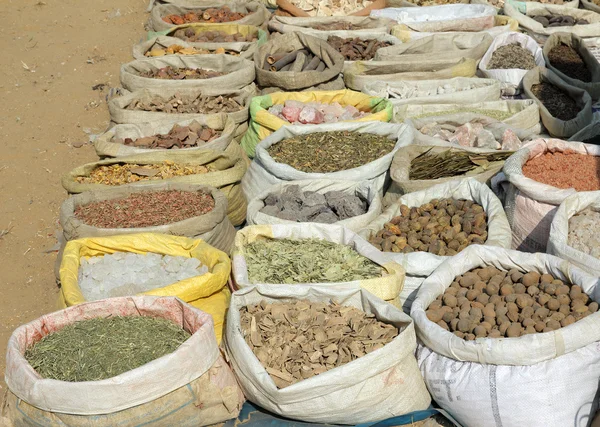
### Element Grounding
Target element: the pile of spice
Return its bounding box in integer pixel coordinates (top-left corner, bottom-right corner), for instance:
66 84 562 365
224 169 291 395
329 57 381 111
75 162 212 185
25 316 190 382
116 122 221 149
569 208 600 258
487 43 536 70
377 82 486 100
74 190 215 228
145 45 237 57
312 22 359 31
267 101 368 124
409 148 512 180
240 300 398 388
173 28 257 43
259 185 367 223
522 152 600 191
285 0 375 16
530 82 580 121
415 108 515 122
547 43 592 82
427 267 598 340
327 36 392 61
79 252 208 301
162 7 249 25
263 49 329 73
268 131 395 173
419 121 523 151
125 93 243 114
140 66 226 80
244 238 382 284
369 198 487 256
532 15 589 27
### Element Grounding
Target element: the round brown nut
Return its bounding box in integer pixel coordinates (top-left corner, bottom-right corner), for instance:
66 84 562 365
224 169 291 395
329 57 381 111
522 272 541 287
446 286 459 296
527 286 540 297
485 283 499 296
473 325 487 337
555 285 570 296
574 293 590 304
477 267 495 281
547 298 560 311
537 293 551 306
507 302 519 313
429 300 443 311
535 307 550 319
443 294 458 308
511 271 524 283
520 306 534 320
437 320 449 331
474 281 487 292
459 311 470 320
483 304 496 318
489 295 502 305
488 329 502 338
505 294 518 304
589 302 599 313
469 307 483 321
569 285 582 299
513 283 526 294
457 288 469 298
557 294 571 306
457 319 472 333
499 321 511 335
454 331 465 339
457 296 469 306
559 304 571 316
496 305 508 317
506 323 522 338
540 274 554 285
508 310 519 322
480 321 493 332
544 283 557 295
450 318 460 331
466 289 480 301
534 321 546 332
550 312 565 322
516 295 530 309
496 314 510 326
552 279 564 287
461 301 471 312
522 317 535 327
471 302 485 310
442 310 456 323
426 309 445 323
484 316 496 325
476 293 490 305
546 320 561 331
524 326 537 335
561 315 576 327
460 273 479 288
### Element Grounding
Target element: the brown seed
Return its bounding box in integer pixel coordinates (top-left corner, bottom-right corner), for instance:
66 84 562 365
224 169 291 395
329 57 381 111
589 302 599 313
537 293 551 306
485 283 499 296
500 284 514 296
476 293 490 305
473 325 487 337
477 267 495 281
496 305 508 317
522 272 541 287
483 304 496 318
489 295 502 305
516 295 530 309
453 331 465 339
466 289 480 301
443 294 458 308
497 315 510 326
442 310 456 323
561 315 576 327
555 285 570 296
469 307 483 321
507 302 518 313
550 312 565 322
534 321 546 332
535 307 550 319
499 322 511 335
480 321 493 332
505 294 518 304
471 301 485 310
544 283 557 295
474 281 487 292
437 320 449 331
527 286 540 297
557 294 571 306
547 298 560 311
510 271 524 283
559 304 571 316
522 318 535 328
450 318 460 331
446 286 459 295
569 285 582 299
460 273 479 288
506 323 522 337
546 320 561 331
507 310 519 322
457 319 472 333
426 309 444 323
524 325 537 335
513 283 526 294
540 274 554 285
484 316 496 325
465 333 476 341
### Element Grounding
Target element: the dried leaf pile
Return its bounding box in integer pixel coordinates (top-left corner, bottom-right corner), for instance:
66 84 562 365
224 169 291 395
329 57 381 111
488 43 536 70
76 161 212 185
240 300 398 388
74 190 215 228
126 93 243 114
312 22 359 31
145 45 238 57
268 131 396 173
287 0 374 16
173 28 257 43
25 316 190 382
140 66 226 80
244 238 382 284
548 43 592 82
163 7 249 25
327 36 392 61
117 122 221 149
410 148 512 180
369 198 488 256
531 82 580 121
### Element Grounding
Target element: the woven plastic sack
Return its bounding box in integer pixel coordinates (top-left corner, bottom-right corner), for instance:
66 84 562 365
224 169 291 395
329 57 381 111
224 284 431 424
232 223 405 304
61 149 248 226
268 15 394 35
360 178 511 276
523 67 593 139
362 77 501 107
150 2 270 32
240 89 393 158
108 84 255 126
242 121 413 202
276 0 386 17
505 0 579 12
501 138 600 252
59 184 235 253
412 245 600 427
3 296 244 425
134 35 261 60
246 179 383 232
543 32 600 101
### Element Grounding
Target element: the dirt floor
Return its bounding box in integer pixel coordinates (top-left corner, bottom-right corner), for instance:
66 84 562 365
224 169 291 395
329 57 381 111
0 0 148 392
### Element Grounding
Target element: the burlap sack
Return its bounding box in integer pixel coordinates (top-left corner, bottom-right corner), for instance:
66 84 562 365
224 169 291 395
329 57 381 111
543 32 600 100
581 0 600 13
258 75 346 95
268 15 394 35
254 32 344 91
120 55 255 92
504 2 600 43
61 150 248 226
344 58 478 91
59 184 236 254
523 67 593 138
133 35 259 60
108 84 255 126
150 2 270 32
275 0 386 17
374 32 492 64
94 115 236 158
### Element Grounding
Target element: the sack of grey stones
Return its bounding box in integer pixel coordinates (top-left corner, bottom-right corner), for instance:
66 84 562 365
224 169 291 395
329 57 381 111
224 284 431 424
245 179 383 232
543 32 600 101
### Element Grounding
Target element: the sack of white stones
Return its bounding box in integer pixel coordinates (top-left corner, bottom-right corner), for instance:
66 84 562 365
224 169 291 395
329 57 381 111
411 245 600 427
224 284 431 424
2 296 245 426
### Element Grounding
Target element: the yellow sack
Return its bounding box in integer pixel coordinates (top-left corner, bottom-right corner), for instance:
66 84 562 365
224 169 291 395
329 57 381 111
231 224 405 303
240 89 393 158
59 233 231 342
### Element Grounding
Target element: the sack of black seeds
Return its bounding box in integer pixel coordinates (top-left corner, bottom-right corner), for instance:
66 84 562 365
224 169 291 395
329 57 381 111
523 66 593 138
543 33 600 101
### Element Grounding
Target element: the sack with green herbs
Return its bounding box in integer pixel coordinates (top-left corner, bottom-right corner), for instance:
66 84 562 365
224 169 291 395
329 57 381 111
150 2 270 32
543 33 600 101
61 149 248 226
3 296 244 426
360 178 512 280
242 121 413 202
232 223 406 306
245 179 383 232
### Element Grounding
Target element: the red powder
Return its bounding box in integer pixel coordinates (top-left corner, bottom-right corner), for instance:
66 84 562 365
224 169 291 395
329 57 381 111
522 152 600 191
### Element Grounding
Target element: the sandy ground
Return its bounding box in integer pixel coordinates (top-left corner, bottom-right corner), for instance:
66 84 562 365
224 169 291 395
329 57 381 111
0 0 148 392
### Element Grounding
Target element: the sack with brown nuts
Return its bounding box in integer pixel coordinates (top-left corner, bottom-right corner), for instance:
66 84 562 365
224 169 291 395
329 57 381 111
411 244 600 427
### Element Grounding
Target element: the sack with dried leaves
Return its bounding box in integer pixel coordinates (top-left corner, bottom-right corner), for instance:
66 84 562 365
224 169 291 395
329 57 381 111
224 284 431 423
3 296 244 426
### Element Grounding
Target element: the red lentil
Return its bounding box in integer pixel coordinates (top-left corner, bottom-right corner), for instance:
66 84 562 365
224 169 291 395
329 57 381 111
522 152 600 191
